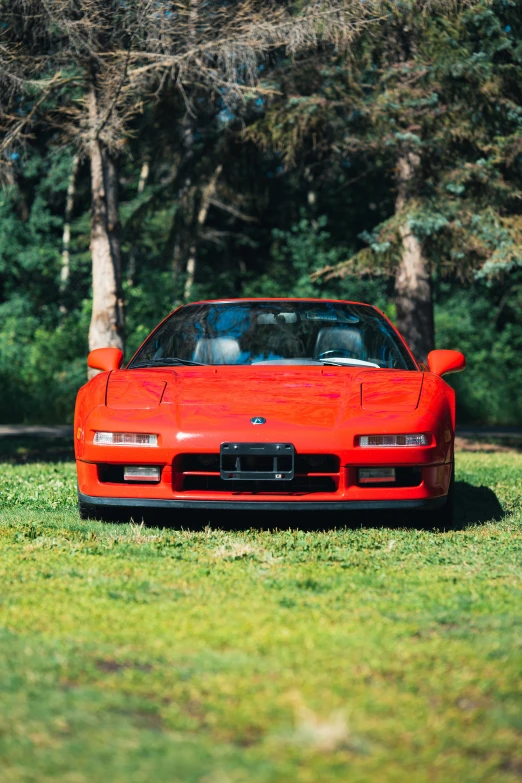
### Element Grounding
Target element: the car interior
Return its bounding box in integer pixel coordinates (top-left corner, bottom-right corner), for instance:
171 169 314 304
190 325 365 365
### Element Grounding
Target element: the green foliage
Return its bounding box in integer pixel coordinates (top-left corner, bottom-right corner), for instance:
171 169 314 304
0 1 520 423
252 0 522 280
240 215 390 309
0 297 88 424
243 215 344 296
0 446 521 781
437 277 522 424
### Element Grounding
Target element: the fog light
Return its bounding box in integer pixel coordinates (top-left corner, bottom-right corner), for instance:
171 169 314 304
94 432 158 446
124 466 161 482
359 434 428 447
359 468 396 483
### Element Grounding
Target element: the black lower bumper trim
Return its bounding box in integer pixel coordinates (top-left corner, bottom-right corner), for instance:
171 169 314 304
78 491 446 513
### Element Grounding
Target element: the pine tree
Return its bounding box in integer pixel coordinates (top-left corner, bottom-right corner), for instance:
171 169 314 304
247 0 522 361
0 0 378 367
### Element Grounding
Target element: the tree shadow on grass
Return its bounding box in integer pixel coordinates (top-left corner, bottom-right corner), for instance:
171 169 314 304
128 480 504 533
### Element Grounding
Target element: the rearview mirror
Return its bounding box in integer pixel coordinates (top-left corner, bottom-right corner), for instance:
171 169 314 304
427 350 466 377
87 347 123 372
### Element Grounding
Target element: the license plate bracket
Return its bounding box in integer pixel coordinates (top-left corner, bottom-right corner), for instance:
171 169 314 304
220 443 295 480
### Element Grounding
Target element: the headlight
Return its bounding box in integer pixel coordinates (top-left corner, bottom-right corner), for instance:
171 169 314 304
358 434 428 447
93 432 158 446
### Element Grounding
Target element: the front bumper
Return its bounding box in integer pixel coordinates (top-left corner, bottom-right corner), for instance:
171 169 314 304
77 457 452 510
78 489 446 512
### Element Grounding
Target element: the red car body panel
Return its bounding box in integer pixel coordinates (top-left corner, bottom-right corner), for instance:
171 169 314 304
75 299 462 513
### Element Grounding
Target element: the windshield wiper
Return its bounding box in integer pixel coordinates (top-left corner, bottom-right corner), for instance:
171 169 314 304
318 357 380 369
131 358 207 368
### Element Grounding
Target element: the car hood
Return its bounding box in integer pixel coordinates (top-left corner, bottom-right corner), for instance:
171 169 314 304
106 367 424 430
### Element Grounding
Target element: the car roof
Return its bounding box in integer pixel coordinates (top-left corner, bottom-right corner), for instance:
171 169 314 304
187 298 373 307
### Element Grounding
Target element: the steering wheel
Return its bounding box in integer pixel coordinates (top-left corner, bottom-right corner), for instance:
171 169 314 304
315 349 359 361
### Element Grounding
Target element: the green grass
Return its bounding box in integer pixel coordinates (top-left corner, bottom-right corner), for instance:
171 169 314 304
0 438 521 783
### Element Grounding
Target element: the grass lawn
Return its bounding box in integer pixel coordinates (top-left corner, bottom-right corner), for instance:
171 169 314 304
0 437 521 783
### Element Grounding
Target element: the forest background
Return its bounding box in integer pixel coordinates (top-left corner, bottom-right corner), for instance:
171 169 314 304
0 0 520 425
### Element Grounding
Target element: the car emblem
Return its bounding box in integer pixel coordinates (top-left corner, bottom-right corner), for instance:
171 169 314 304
250 416 266 425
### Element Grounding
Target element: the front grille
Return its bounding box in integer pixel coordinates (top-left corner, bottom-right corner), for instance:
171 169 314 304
175 452 340 494
182 475 337 493
295 455 340 473
179 454 220 472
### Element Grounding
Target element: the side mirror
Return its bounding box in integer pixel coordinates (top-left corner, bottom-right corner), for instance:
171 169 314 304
87 347 123 373
427 349 466 377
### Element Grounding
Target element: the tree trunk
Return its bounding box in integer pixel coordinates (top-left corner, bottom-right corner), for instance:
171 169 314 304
127 159 150 286
171 117 195 298
170 181 193 299
183 164 222 301
137 159 150 193
87 80 124 376
393 152 434 364
60 153 79 305
183 251 197 301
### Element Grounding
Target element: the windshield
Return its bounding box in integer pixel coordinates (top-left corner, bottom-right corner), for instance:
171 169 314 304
129 301 416 370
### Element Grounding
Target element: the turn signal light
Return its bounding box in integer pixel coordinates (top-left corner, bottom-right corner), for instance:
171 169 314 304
94 432 158 446
358 434 428 447
359 468 396 483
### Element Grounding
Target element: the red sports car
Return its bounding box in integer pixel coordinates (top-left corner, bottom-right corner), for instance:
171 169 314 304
75 299 465 524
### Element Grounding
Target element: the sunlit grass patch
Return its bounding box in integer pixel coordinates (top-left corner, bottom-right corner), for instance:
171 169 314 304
0 443 521 782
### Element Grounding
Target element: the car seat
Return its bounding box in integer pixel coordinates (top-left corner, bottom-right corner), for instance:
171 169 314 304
193 337 241 365
314 327 364 359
